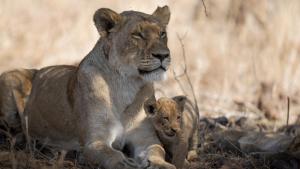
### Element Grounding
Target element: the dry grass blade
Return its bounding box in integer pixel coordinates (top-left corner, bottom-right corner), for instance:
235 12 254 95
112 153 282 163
223 137 258 169
286 97 290 126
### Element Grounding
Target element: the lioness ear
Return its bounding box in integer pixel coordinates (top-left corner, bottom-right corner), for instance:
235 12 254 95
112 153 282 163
144 95 157 116
152 6 170 26
93 8 122 37
172 95 187 112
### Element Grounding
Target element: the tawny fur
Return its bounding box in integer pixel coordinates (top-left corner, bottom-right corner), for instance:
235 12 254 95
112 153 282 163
0 69 37 130
20 6 175 169
144 96 199 169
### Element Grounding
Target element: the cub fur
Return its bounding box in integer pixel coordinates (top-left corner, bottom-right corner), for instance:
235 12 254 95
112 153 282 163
23 6 174 169
144 96 199 169
122 84 177 169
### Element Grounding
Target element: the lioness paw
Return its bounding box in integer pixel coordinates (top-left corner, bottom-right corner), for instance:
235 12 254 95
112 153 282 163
147 164 176 169
147 159 176 169
112 158 142 169
108 153 143 169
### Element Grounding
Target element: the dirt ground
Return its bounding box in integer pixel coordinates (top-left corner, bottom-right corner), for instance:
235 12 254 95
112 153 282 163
0 115 299 169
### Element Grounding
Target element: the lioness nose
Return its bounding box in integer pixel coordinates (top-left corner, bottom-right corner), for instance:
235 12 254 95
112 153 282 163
152 50 170 62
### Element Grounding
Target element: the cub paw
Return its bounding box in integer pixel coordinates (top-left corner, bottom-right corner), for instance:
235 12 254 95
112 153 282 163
187 150 198 161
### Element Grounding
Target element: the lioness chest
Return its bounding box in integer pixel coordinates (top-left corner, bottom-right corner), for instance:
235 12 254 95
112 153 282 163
109 76 144 118
79 65 145 120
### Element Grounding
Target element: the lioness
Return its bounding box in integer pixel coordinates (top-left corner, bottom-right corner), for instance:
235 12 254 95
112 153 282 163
144 96 199 169
24 6 174 169
0 69 37 130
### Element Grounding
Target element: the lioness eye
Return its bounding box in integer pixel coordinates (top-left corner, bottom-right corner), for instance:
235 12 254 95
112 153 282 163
160 31 166 39
177 116 181 120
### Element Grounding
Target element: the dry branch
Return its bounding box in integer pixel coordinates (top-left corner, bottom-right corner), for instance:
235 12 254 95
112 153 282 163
173 33 200 116
201 0 208 17
286 96 290 126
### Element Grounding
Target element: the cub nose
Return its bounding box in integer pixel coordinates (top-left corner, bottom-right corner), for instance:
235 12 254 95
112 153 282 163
166 129 176 137
152 51 170 62
170 128 177 133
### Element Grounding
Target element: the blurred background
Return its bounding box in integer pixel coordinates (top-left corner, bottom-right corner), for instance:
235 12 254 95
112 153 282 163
1 0 300 125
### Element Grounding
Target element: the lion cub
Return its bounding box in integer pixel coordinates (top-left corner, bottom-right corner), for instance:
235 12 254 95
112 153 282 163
144 96 199 169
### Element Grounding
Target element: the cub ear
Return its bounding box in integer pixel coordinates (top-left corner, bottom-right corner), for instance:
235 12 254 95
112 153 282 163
144 95 157 116
172 95 187 112
93 8 122 37
152 6 170 26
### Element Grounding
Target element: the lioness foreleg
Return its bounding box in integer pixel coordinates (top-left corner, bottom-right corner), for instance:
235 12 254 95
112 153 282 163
77 101 142 169
83 140 141 169
80 118 143 169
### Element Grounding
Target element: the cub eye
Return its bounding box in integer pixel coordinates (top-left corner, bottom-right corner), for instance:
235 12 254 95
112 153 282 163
163 117 169 121
160 31 166 39
132 32 145 39
177 116 181 120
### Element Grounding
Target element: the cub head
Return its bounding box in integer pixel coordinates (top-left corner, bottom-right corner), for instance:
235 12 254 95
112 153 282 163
93 6 171 81
144 96 187 138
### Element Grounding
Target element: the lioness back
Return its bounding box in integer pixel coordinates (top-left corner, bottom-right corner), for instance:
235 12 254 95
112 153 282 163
0 68 37 129
24 65 79 148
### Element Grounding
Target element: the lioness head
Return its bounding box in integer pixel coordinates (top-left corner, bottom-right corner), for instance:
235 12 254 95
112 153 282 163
144 96 187 138
93 6 171 81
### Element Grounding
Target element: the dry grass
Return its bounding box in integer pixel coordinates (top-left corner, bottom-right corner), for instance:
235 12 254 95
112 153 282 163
1 0 300 168
2 0 299 124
